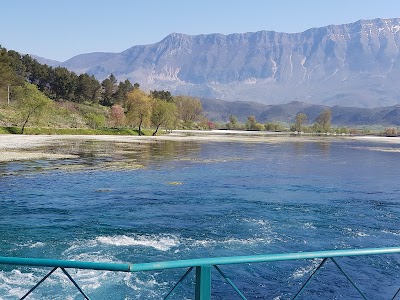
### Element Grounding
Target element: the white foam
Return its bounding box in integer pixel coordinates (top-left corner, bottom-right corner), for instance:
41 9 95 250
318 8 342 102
382 229 400 236
16 241 46 249
303 222 316 229
125 273 168 298
29 242 46 248
191 236 274 248
355 232 369 237
0 250 167 299
96 235 180 251
343 227 370 237
291 259 323 279
0 269 42 299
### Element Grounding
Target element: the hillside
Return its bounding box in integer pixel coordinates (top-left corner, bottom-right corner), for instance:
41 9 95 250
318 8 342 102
201 99 400 126
35 18 400 108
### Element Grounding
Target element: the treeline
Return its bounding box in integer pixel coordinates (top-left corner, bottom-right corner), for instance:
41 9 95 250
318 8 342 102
223 110 351 134
0 46 205 134
0 46 136 105
110 90 203 135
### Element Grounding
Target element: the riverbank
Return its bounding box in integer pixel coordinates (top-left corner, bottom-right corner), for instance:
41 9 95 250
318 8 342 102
0 131 399 162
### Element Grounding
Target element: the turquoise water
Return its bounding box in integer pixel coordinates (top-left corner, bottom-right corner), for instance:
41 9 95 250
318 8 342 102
0 138 399 299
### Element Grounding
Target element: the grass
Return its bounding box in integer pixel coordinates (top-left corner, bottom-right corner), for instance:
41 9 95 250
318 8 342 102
0 126 156 136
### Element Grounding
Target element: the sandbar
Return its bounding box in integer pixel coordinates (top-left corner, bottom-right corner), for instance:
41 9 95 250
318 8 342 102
0 131 399 162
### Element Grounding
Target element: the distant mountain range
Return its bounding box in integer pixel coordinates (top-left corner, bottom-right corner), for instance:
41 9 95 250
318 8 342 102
33 18 400 109
200 99 400 126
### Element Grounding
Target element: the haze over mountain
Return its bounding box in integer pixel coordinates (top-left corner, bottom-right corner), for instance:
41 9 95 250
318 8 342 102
34 18 400 108
200 99 400 126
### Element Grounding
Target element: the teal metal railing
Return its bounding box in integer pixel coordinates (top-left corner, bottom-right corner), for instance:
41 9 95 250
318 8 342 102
0 246 399 299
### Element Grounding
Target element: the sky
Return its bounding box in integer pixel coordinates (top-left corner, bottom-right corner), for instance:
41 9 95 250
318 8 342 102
1 0 400 62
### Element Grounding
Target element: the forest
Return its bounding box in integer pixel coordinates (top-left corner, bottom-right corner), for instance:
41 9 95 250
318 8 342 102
0 46 204 135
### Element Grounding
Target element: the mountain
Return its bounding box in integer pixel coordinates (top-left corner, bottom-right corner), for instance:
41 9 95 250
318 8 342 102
36 18 400 108
201 99 400 126
29 55 61 67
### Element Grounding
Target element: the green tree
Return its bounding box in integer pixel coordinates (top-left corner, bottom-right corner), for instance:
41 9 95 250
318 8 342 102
76 74 101 103
7 50 27 78
115 79 134 103
13 83 53 134
226 115 239 130
151 100 177 136
150 90 174 102
245 116 257 130
0 47 23 103
26 59 52 96
265 122 284 131
101 74 118 106
125 89 152 135
315 109 332 132
173 96 203 128
292 113 307 132
50 67 77 101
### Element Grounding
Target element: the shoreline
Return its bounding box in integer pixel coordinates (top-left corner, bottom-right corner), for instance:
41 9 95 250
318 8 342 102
0 131 399 162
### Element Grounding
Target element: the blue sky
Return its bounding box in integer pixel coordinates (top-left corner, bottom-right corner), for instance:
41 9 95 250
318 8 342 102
1 0 400 61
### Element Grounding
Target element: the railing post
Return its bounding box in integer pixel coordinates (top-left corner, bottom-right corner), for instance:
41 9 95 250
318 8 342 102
195 265 211 300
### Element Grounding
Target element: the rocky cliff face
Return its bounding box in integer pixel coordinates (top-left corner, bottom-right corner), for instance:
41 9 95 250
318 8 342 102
54 18 400 108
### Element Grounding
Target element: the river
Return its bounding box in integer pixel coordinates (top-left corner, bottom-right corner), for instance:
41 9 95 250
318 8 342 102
0 137 399 299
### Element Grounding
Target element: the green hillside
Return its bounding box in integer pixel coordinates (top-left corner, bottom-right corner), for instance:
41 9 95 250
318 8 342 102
0 47 204 135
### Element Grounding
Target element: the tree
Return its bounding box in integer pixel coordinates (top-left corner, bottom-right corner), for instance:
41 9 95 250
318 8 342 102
384 127 397 136
125 89 152 135
265 122 284 131
24 57 53 97
0 47 23 102
226 115 239 130
13 83 53 134
173 96 203 127
150 90 174 102
115 79 134 103
76 74 101 103
7 50 27 78
292 113 307 132
315 109 332 132
50 67 77 101
151 100 177 135
109 104 126 127
245 116 257 130
245 116 266 131
101 74 118 106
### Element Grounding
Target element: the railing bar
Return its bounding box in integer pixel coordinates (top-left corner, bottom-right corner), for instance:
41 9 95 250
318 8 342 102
129 247 400 272
391 287 400 300
292 257 328 300
330 257 368 300
1 247 399 272
20 267 58 300
214 265 248 300
164 267 194 300
60 268 90 300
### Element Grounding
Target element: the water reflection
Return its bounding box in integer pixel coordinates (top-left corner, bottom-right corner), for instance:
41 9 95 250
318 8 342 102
0 140 203 176
317 141 331 154
292 141 306 154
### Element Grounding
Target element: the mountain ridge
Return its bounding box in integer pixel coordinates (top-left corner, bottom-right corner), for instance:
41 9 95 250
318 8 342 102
200 98 400 126
33 17 400 108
